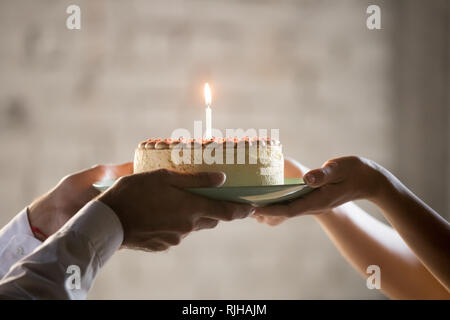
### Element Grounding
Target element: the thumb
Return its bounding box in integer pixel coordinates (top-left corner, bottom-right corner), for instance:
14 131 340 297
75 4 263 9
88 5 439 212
169 171 226 188
303 161 339 187
105 162 134 179
66 164 107 184
68 162 133 184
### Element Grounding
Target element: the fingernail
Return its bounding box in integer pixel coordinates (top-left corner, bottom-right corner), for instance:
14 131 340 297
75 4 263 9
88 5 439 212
304 173 315 184
328 161 338 168
209 172 226 187
220 172 227 185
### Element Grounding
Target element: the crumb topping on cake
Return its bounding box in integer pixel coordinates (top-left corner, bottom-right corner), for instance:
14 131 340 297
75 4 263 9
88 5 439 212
137 137 281 149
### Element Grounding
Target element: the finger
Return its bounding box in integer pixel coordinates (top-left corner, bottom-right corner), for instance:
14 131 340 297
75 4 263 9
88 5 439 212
287 184 344 214
303 161 341 188
124 240 169 252
257 216 266 223
203 201 255 221
146 240 170 252
138 232 181 251
192 196 255 221
251 214 267 223
105 162 134 179
264 216 287 226
167 171 226 188
254 204 293 217
157 232 182 246
65 165 107 184
193 218 219 231
257 183 345 217
66 162 133 185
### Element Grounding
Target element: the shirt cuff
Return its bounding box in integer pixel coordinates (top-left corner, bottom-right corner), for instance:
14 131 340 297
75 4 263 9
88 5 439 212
0 208 42 278
54 200 124 267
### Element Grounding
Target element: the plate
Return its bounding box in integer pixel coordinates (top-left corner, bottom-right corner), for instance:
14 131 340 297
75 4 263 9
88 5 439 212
93 177 314 207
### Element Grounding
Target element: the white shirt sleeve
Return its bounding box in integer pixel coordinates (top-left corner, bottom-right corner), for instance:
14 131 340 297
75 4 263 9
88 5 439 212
0 208 42 279
0 200 123 299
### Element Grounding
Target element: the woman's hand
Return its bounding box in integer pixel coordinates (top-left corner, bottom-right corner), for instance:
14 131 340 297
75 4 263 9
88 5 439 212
28 163 133 240
256 156 450 297
255 156 386 218
252 157 305 226
253 157 334 226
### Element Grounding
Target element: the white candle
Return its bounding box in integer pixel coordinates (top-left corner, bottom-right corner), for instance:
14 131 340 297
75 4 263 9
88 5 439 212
205 106 212 139
204 83 212 139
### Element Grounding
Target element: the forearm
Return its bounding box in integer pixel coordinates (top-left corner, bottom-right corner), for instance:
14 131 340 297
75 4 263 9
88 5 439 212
371 169 450 290
315 202 450 299
0 209 42 279
286 157 444 297
0 231 99 299
0 201 123 299
268 157 449 298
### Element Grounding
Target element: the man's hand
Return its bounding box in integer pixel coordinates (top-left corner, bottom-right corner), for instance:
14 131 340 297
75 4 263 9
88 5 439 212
28 163 133 240
98 169 255 252
255 156 385 219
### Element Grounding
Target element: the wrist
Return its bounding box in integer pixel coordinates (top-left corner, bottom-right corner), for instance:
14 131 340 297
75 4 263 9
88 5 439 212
365 161 397 207
27 192 60 239
96 190 127 237
28 203 52 241
313 209 336 223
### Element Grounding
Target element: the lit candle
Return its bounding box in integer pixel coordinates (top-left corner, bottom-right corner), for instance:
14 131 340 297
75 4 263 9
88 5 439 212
204 83 212 139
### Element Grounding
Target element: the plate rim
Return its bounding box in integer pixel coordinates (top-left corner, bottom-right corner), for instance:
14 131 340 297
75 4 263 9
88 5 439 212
93 179 306 191
186 182 306 191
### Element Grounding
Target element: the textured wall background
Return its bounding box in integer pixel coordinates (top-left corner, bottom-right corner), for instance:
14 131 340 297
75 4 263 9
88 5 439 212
0 0 447 299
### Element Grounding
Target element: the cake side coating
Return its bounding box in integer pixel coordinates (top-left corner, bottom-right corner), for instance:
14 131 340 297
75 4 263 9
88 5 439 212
134 137 284 186
137 136 281 150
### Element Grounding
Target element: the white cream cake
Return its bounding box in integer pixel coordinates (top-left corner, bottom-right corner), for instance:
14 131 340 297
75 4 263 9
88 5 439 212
134 137 284 187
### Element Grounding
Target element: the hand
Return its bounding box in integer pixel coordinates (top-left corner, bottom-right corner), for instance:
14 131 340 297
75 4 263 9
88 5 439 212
28 163 133 240
252 157 307 226
255 156 386 218
98 169 255 252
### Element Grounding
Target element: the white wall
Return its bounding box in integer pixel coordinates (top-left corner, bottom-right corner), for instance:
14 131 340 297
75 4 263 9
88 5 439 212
2 0 440 299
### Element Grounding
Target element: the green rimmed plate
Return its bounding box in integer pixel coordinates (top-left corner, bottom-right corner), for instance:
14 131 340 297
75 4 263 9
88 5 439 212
93 177 314 207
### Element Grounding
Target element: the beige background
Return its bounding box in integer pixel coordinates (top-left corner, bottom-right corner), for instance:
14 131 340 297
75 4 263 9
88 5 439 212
0 0 448 299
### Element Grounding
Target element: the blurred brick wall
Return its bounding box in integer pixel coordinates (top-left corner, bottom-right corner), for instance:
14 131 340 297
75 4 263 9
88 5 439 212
0 0 399 299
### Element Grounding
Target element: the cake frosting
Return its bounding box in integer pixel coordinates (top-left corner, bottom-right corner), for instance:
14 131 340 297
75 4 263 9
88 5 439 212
134 137 284 186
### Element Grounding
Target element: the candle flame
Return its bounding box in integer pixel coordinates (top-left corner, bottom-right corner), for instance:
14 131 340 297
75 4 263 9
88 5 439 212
204 83 212 106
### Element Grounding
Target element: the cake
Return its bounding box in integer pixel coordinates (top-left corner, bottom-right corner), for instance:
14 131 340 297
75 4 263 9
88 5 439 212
133 137 284 186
